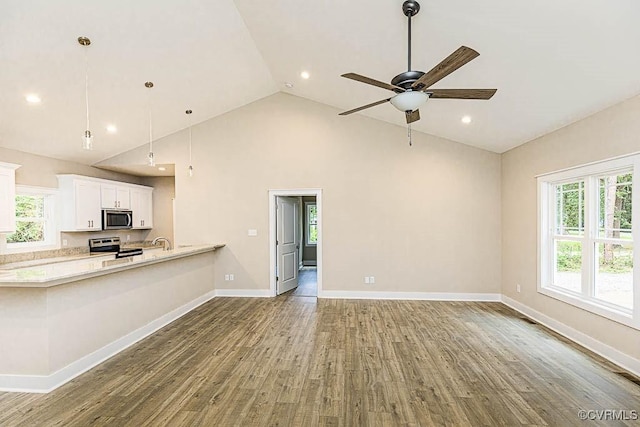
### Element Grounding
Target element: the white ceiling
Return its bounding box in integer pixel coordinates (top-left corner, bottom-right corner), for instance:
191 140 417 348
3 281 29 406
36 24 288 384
2 0 640 170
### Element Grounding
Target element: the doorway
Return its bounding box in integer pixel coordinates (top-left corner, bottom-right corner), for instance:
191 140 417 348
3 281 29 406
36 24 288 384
269 189 322 297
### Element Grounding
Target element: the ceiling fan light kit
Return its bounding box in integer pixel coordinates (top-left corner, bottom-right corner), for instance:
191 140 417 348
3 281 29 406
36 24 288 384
339 0 497 144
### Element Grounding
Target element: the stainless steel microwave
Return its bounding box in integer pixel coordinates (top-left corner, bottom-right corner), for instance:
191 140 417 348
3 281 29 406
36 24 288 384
102 209 132 230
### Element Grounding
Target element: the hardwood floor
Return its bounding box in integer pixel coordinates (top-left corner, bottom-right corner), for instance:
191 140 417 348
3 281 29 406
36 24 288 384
290 267 317 297
0 297 639 426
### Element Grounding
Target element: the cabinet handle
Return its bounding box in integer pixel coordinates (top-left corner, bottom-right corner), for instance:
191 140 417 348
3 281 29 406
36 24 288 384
118 201 120 207
88 220 91 227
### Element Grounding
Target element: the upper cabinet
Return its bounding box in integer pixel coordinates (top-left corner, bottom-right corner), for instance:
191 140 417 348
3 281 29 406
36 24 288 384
101 184 131 210
58 176 102 231
0 162 21 233
130 187 153 229
57 175 153 232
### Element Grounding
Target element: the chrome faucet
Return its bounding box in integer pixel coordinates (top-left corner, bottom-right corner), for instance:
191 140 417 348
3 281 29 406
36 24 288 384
151 237 172 251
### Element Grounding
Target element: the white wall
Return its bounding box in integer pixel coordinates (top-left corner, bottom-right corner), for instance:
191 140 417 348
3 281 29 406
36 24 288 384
100 93 502 295
502 94 640 362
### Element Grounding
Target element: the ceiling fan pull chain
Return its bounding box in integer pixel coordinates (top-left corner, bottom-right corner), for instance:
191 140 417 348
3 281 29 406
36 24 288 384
407 123 412 146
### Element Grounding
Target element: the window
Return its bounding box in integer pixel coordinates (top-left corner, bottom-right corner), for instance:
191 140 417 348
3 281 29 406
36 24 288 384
6 186 57 250
306 203 317 245
538 154 639 329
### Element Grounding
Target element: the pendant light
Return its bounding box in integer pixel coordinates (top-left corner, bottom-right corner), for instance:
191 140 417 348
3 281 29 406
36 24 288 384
78 36 92 150
145 81 155 166
186 109 194 177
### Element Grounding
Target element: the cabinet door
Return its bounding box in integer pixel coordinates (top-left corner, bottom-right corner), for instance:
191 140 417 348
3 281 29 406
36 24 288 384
0 167 17 233
117 187 131 210
101 185 118 209
131 188 153 229
75 180 102 230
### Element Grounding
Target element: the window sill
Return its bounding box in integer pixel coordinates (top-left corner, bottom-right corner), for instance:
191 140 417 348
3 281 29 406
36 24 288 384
538 285 637 330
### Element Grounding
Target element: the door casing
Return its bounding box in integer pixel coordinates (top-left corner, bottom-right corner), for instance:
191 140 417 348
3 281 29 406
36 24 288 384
269 189 322 297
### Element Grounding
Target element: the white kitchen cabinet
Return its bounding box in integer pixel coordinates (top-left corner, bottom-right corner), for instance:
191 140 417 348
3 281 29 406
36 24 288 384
130 186 153 229
0 162 20 233
101 184 131 209
57 176 102 231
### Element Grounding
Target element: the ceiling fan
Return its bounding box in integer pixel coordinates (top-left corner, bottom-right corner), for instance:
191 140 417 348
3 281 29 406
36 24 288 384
339 0 497 125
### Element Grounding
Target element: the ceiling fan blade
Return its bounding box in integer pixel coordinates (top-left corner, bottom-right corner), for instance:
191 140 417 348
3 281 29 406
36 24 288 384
339 98 392 116
341 73 405 92
411 46 480 90
427 88 497 100
405 110 420 124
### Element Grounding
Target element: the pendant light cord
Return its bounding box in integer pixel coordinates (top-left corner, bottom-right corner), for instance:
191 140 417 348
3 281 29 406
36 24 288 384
148 87 153 154
84 46 90 130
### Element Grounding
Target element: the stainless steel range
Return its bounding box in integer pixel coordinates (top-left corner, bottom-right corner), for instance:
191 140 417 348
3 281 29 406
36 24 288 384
89 237 143 258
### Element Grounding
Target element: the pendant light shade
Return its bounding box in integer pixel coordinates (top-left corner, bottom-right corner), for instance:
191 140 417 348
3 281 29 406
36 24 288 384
145 81 155 166
78 36 93 150
186 109 193 177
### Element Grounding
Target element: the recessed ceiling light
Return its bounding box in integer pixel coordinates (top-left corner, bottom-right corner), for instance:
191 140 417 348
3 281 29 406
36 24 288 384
300 71 310 80
158 167 166 171
106 124 117 133
461 115 472 124
25 94 41 104
284 82 294 88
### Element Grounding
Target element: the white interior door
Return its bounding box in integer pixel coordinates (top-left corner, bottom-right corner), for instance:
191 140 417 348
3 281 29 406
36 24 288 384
276 196 299 295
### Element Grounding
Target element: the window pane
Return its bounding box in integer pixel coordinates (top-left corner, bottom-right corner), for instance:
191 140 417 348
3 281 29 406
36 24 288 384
15 195 45 218
595 242 633 309
555 181 584 236
599 173 632 239
553 240 582 292
309 224 318 243
308 205 317 225
6 220 45 243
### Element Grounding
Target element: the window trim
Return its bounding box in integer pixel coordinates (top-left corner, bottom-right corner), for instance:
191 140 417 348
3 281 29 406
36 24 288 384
538 154 640 331
5 185 59 252
305 202 317 246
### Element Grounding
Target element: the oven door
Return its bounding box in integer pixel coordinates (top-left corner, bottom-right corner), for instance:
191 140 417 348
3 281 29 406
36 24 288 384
102 210 132 230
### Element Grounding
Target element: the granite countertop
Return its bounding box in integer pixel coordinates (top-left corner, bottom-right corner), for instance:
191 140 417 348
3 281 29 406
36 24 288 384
0 244 225 288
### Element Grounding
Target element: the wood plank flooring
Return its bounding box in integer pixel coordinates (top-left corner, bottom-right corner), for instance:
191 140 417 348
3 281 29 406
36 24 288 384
0 297 639 426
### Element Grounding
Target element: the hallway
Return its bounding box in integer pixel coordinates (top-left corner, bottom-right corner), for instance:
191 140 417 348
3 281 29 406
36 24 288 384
290 267 317 297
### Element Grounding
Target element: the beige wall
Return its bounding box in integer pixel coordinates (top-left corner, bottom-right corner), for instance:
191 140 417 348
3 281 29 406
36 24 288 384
141 176 175 242
100 93 502 294
0 146 144 188
502 94 640 361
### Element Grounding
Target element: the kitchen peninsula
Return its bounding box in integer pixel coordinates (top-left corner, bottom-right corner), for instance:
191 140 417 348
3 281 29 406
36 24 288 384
0 244 224 393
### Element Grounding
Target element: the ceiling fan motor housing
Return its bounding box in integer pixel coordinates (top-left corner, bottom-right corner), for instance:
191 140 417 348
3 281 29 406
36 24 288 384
391 70 425 91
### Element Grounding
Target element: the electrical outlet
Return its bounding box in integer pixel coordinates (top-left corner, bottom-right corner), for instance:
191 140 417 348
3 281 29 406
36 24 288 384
516 283 521 293
229 274 234 281
62 239 68 246
370 276 375 284
248 229 258 236
126 235 131 242
225 274 230 281
364 277 370 284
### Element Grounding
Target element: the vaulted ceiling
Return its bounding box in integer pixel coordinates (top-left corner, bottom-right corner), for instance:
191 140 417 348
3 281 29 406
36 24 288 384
2 0 639 168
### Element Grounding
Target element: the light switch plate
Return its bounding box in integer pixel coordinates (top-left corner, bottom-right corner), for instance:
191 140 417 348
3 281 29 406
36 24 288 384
248 229 258 236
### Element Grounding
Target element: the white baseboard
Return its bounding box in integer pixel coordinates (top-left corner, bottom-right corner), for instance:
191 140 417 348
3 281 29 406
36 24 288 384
0 290 217 394
501 295 640 377
318 290 501 301
214 289 272 297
